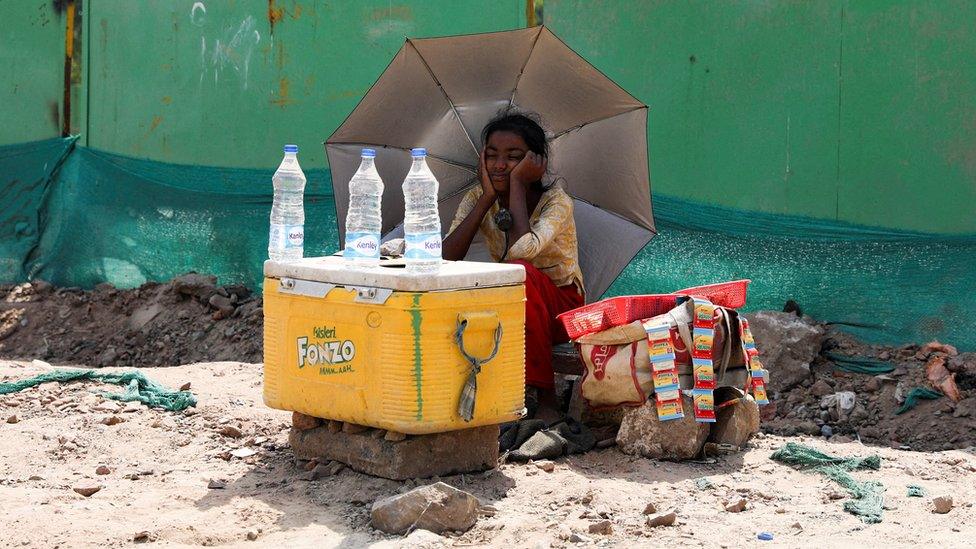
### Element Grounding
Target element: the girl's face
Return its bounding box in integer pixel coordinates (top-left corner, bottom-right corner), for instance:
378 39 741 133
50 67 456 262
485 130 529 194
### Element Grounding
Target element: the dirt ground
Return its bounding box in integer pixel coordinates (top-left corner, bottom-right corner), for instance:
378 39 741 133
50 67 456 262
2 279 976 547
1 358 974 548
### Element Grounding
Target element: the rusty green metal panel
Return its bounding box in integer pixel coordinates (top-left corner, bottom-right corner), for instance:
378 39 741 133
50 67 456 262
837 0 976 234
0 1 67 145
84 0 526 169
545 0 976 234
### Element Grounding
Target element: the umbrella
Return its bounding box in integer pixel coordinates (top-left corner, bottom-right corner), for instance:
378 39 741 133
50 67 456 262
326 26 655 301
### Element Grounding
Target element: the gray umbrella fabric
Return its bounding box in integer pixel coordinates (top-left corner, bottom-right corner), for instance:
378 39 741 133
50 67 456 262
326 26 654 301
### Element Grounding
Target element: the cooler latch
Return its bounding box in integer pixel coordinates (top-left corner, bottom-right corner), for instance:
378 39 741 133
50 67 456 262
278 278 336 298
351 286 393 305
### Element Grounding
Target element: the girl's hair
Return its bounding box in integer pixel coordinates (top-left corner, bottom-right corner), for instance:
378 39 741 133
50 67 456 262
481 111 549 158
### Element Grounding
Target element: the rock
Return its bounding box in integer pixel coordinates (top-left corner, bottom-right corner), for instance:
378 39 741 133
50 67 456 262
616 396 709 460
384 430 408 442
796 420 821 436
288 412 321 432
122 401 142 413
171 273 219 300
96 347 119 367
95 465 111 475
207 479 226 489
646 511 677 527
744 311 825 391
370 482 480 535
219 425 243 438
810 380 833 397
588 520 613 535
246 531 258 541
309 461 345 480
94 401 122 413
100 415 123 426
569 533 592 543
642 502 657 515
179 382 192 391
535 460 555 473
863 377 882 393
73 483 102 497
821 425 833 438
952 398 975 418
725 498 748 512
209 294 235 319
342 422 368 434
6 415 18 424
933 495 954 514
708 393 760 447
32 279 54 294
230 448 257 459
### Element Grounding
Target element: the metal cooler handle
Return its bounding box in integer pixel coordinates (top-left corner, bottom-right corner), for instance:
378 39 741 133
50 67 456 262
454 312 503 422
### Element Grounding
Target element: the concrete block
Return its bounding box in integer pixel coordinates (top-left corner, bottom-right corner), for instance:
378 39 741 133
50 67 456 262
290 423 499 480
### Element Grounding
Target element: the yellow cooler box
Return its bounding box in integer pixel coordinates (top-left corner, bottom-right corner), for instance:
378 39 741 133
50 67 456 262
262 257 526 434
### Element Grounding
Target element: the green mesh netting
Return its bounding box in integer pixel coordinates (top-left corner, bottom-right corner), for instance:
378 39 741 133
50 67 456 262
824 352 896 375
895 387 942 415
21 141 336 290
0 137 76 281
3 138 976 351
0 368 196 411
771 442 884 523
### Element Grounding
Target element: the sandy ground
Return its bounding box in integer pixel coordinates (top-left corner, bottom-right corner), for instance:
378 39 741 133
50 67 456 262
1 359 974 549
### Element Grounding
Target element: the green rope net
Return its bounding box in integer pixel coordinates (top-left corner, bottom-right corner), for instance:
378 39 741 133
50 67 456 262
824 352 896 375
0 369 197 412
771 442 884 523
895 387 942 415
906 484 926 497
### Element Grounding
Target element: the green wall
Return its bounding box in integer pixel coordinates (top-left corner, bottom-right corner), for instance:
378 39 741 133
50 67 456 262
544 0 976 234
84 0 526 170
0 0 66 145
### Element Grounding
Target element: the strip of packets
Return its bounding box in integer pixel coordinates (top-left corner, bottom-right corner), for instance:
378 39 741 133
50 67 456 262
643 298 769 422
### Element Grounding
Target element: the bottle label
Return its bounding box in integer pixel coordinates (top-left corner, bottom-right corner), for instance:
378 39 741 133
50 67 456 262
343 232 380 260
269 224 304 251
404 231 442 260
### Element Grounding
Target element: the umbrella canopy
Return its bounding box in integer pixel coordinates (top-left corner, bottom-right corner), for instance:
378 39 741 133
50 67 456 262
326 26 655 301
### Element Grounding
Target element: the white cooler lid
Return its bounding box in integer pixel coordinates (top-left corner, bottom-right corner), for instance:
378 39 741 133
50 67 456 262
264 256 525 292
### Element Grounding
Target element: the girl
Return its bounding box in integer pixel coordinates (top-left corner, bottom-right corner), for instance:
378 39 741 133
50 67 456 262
443 112 584 418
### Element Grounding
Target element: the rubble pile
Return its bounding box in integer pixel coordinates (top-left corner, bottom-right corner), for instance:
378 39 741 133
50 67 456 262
752 312 976 451
0 275 263 367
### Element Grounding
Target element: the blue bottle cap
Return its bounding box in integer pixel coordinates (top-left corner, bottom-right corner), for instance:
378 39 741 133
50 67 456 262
284 144 298 153
758 532 774 541
411 148 427 157
361 148 376 157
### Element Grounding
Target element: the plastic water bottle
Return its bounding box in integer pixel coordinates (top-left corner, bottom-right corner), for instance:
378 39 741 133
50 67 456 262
402 148 441 274
268 144 306 262
344 148 384 267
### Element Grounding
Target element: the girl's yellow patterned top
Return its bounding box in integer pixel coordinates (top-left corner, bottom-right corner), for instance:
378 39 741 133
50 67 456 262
447 182 584 295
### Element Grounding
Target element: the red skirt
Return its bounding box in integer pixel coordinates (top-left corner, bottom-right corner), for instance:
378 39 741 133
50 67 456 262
509 260 584 389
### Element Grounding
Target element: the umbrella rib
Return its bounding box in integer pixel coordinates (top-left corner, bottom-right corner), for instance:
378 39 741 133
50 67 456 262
327 141 477 172
549 105 647 140
508 26 545 109
405 39 479 157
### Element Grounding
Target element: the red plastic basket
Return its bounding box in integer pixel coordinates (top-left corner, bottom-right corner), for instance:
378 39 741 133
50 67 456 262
676 279 751 309
556 280 751 340
557 294 679 340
